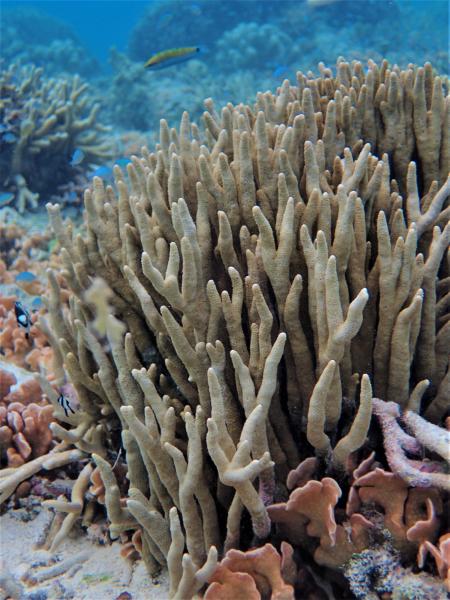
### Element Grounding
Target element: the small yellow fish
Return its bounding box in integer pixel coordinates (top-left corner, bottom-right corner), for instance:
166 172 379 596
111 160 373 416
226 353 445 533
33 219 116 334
144 46 200 70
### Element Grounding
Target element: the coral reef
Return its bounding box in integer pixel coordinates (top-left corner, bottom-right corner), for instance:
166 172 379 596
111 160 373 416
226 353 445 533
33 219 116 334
107 50 268 132
0 226 68 485
0 296 53 372
0 222 27 269
268 453 446 572
128 0 447 89
0 218 67 374
2 58 449 598
109 0 448 135
0 219 52 271
1 6 98 77
215 22 296 73
0 291 58 478
0 63 113 212
128 0 276 63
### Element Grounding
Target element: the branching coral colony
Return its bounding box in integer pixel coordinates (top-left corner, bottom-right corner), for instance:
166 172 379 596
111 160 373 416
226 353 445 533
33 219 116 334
1 59 449 598
0 63 112 212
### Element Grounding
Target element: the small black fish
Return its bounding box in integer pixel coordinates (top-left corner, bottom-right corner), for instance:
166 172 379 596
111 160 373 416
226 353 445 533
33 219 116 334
58 394 76 417
14 301 31 339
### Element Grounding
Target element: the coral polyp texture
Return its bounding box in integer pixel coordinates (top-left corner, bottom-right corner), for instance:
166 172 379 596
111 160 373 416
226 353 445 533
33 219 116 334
0 63 112 212
2 58 449 598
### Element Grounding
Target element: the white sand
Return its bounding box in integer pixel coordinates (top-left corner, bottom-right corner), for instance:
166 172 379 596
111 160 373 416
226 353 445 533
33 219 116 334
0 505 170 599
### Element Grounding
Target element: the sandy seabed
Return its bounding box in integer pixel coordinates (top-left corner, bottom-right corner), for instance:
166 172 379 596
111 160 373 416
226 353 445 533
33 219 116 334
0 505 170 599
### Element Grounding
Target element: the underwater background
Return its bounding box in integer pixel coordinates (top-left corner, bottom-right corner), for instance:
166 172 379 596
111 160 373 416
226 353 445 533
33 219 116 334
0 2 449 599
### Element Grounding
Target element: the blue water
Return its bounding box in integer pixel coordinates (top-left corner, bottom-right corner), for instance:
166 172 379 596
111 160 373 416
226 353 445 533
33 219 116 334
2 0 448 72
2 0 149 65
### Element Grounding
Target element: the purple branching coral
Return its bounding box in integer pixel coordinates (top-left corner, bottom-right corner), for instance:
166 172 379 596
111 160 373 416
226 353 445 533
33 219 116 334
373 398 450 491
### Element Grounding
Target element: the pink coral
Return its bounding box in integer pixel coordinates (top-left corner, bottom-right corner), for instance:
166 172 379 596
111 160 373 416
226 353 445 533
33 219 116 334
0 295 54 373
0 368 16 400
4 379 44 406
205 543 295 600
0 368 56 468
351 465 443 556
420 534 450 592
89 465 106 504
268 478 341 548
120 529 143 562
0 400 54 467
268 454 446 574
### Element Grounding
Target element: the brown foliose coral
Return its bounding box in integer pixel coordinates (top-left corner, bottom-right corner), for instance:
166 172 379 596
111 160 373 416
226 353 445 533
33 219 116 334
2 58 449 598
